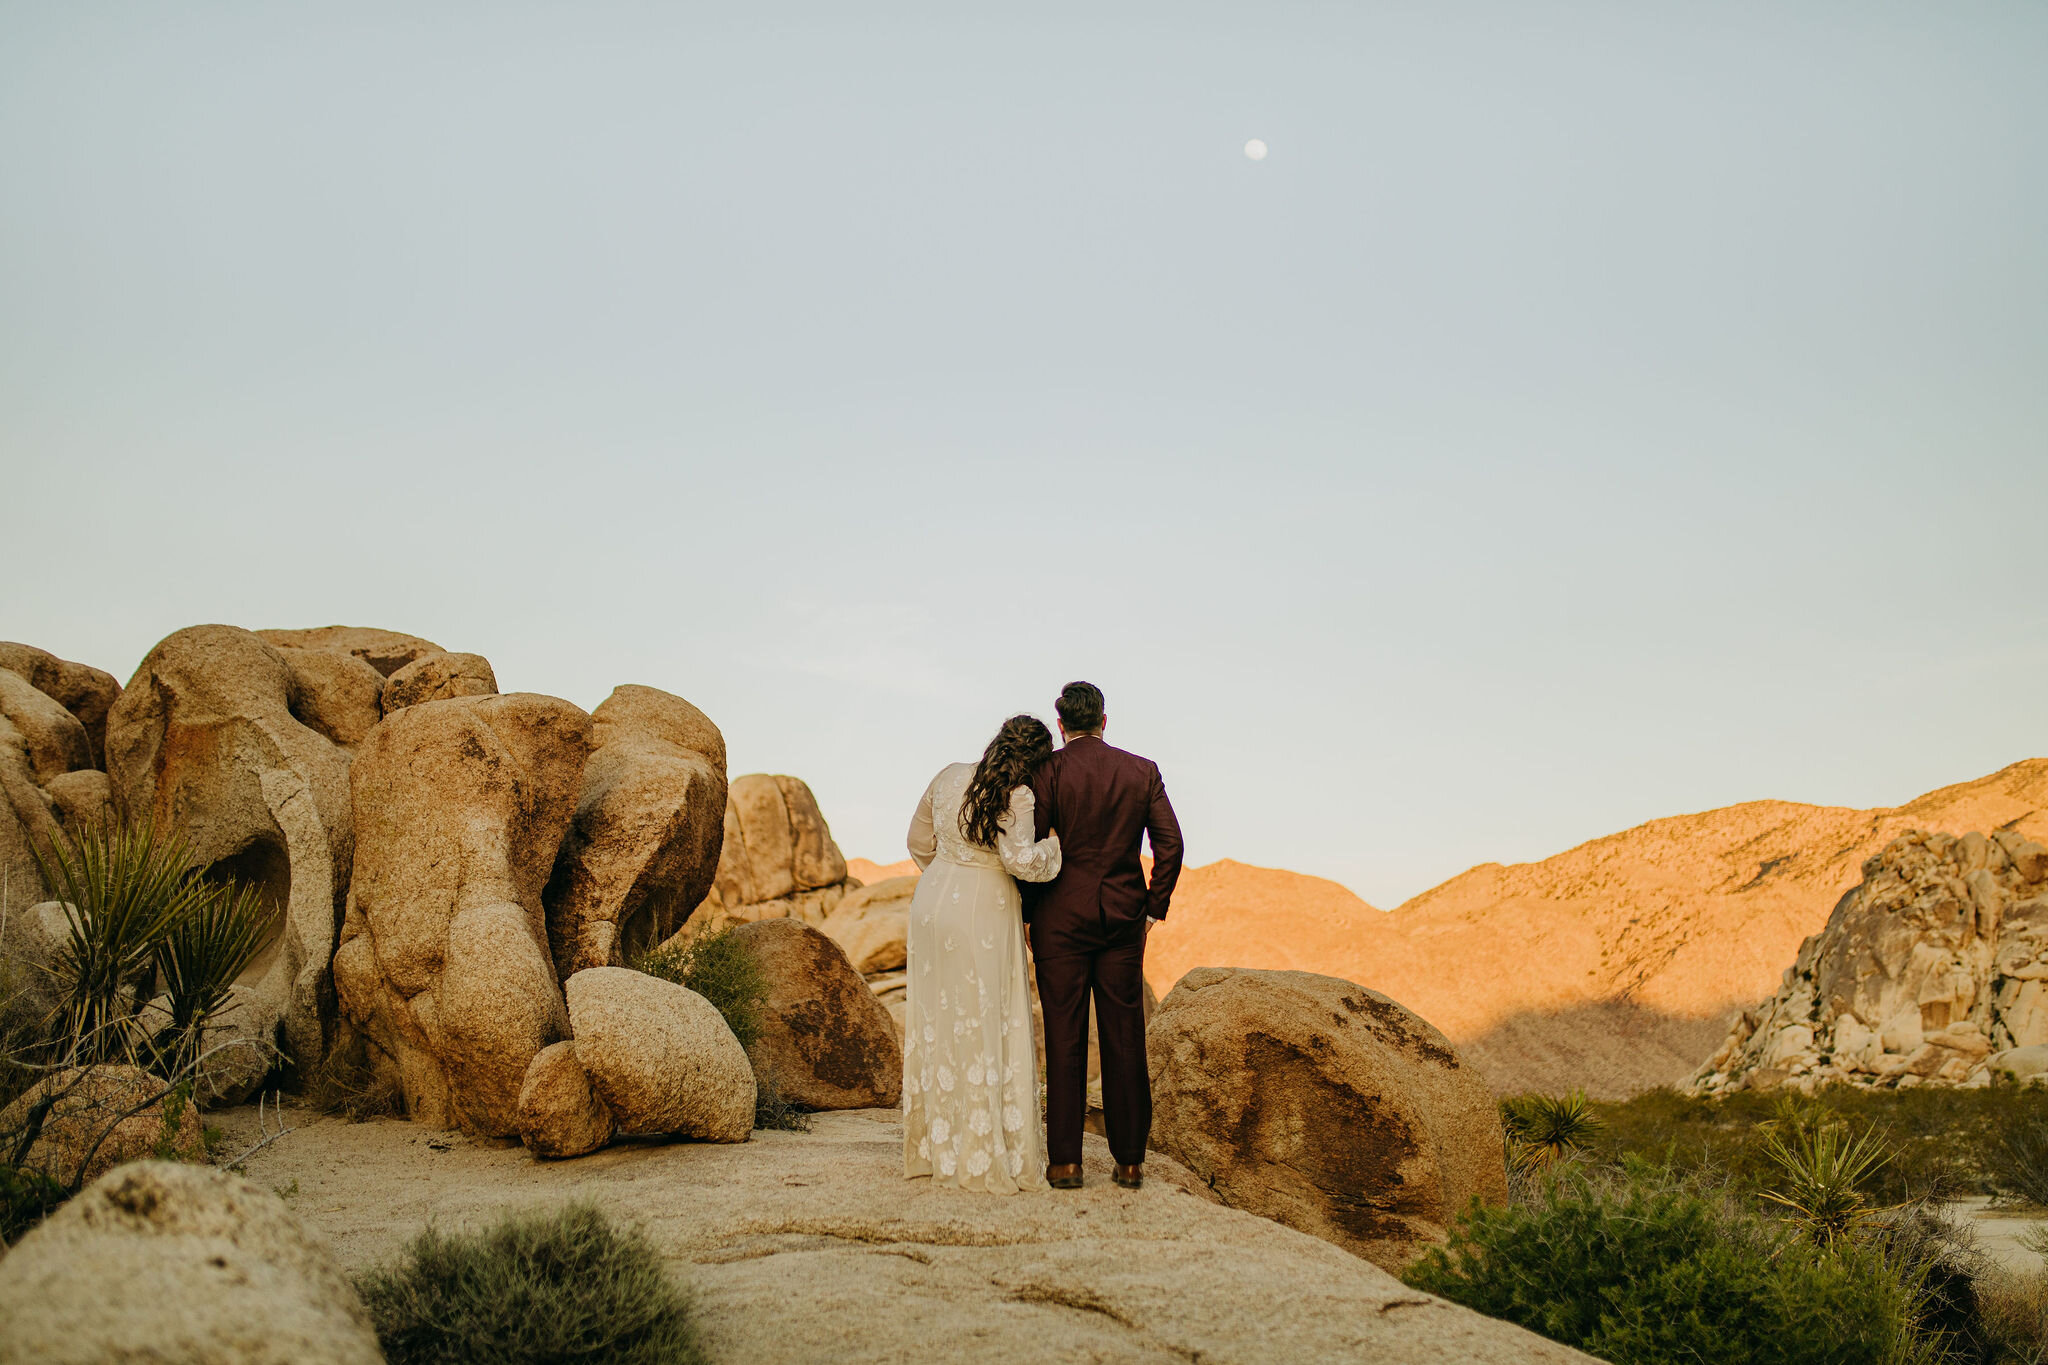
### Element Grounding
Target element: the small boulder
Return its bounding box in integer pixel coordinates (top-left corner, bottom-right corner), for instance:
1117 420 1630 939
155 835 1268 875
380 651 500 714
0 642 121 768
0 1064 206 1187
732 918 902 1110
819 875 915 975
1990 1045 2048 1086
1148 967 1508 1274
0 900 70 1033
272 647 386 749
565 966 753 1142
516 1040 616 1158
543 685 727 979
253 625 444 678
0 1160 383 1365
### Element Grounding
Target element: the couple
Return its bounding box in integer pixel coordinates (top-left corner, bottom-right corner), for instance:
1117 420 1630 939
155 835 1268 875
901 681 1183 1194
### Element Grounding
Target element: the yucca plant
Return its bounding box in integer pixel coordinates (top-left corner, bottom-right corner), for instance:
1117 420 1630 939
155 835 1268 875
29 820 269 1074
149 879 271 1074
1757 1111 1898 1248
1501 1090 1604 1175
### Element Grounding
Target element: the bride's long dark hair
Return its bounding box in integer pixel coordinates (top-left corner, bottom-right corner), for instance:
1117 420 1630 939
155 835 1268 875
960 714 1055 848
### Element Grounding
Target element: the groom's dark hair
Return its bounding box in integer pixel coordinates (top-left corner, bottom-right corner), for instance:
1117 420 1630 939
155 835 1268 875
1056 681 1105 734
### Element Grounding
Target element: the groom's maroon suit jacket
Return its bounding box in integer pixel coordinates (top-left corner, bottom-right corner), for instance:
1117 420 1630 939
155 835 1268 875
1023 734 1183 948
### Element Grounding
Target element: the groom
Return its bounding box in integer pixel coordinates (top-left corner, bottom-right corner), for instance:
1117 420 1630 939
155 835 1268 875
1025 681 1183 1190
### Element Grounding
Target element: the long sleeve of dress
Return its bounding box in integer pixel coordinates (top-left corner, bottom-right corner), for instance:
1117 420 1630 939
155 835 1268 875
907 775 939 872
997 786 1062 883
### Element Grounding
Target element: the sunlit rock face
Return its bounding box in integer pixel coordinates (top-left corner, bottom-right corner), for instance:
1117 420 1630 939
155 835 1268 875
1692 828 2048 1094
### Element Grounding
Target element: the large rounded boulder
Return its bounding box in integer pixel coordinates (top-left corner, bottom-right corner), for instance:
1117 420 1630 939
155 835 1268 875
331 692 592 1135
819 874 915 975
1147 967 1507 1273
0 1065 206 1187
0 641 121 768
543 685 727 979
732 917 902 1110
684 774 855 938
564 966 753 1141
103 626 359 1076
0 1161 383 1365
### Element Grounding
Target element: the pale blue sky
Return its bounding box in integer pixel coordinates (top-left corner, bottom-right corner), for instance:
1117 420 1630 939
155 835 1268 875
4 3 2044 905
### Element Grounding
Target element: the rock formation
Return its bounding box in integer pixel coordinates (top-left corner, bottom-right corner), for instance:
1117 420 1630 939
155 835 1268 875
819 874 913 976
1691 828 2048 1093
0 663 105 909
543 685 726 979
0 1065 206 1186
253 625 444 679
104 625 360 1074
682 774 856 939
331 692 592 1135
0 1161 384 1365
0 641 122 768
1147 967 1508 1274
1146 759 2048 1096
563 966 754 1142
380 650 498 714
731 918 902 1110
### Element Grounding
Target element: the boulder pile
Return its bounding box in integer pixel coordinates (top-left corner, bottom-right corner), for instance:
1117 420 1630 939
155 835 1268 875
682 773 859 937
1691 828 2048 1093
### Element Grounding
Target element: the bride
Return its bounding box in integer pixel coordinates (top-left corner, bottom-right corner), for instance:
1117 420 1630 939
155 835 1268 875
901 714 1062 1194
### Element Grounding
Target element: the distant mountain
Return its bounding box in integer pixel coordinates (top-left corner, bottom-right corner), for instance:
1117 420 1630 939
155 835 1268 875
848 857 917 885
1145 760 2048 1098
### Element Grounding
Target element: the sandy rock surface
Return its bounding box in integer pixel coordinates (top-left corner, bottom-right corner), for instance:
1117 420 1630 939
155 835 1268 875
565 966 754 1141
732 917 902 1110
219 1102 1591 1365
0 1161 383 1365
1149 967 1508 1274
543 684 727 978
332 691 592 1134
106 624 359 1074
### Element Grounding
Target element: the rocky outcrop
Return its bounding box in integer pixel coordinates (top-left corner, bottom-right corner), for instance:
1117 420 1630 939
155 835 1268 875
543 685 726 979
254 625 444 679
0 642 121 768
515 1039 615 1158
1147 967 1509 1274
0 666 99 909
732 918 902 1110
331 692 592 1135
380 651 498 714
1692 829 2048 1093
270 647 386 750
238 1109 1597 1365
820 875 914 975
681 774 855 939
105 626 358 1076
0 1161 384 1365
0 1065 206 1187
563 966 753 1142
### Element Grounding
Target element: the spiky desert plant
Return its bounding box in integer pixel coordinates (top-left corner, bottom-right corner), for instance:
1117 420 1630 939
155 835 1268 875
1501 1090 1604 1175
1758 1116 1897 1248
149 878 270 1073
31 821 207 1066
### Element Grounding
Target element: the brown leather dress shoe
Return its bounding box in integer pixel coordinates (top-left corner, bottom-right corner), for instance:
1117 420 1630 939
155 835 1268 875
1046 1163 1083 1189
1113 1163 1143 1190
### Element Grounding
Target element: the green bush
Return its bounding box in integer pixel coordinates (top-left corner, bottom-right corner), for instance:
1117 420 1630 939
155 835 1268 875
355 1202 705 1365
632 928 765 1052
1405 1163 1940 1365
1978 1102 2048 1207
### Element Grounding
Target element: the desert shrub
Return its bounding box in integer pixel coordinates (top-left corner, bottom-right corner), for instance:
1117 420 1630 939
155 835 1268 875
1977 1100 2048 1207
1405 1162 1940 1365
355 1201 706 1365
305 1032 404 1123
752 1064 811 1134
633 929 765 1051
0 1163 65 1243
1979 1264 2048 1365
1756 1101 1898 1247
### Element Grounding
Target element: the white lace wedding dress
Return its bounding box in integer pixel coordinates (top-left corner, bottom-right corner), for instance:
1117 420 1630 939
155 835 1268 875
901 763 1061 1194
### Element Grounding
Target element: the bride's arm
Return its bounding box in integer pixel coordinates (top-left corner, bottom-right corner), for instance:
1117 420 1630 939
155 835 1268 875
997 786 1062 883
906 774 939 872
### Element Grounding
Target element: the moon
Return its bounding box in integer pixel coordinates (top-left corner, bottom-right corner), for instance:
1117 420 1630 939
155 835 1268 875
1243 139 1268 161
